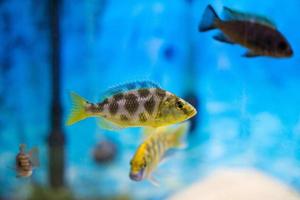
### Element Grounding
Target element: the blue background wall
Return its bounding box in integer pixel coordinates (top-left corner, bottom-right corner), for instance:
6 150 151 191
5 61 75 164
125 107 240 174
0 0 300 199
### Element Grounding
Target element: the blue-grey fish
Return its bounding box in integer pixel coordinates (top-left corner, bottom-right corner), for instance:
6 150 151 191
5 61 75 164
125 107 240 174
199 5 293 58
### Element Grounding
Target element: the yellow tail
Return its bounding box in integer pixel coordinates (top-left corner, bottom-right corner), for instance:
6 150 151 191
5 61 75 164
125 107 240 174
66 92 90 126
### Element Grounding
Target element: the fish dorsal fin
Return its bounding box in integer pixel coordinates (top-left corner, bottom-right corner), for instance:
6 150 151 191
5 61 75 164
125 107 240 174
223 7 276 29
28 147 39 167
100 81 160 101
19 144 26 153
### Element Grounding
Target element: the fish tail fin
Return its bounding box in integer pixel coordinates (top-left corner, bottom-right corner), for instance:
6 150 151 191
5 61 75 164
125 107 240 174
19 144 26 152
170 122 190 148
29 147 39 168
199 5 220 32
66 92 90 126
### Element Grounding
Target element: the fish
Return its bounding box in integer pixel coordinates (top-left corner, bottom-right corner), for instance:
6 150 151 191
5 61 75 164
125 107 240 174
15 144 39 178
199 5 293 58
66 81 197 130
129 122 190 186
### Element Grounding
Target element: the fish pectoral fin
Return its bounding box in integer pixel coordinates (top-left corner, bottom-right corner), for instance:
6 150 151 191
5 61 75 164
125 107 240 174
160 150 176 165
141 126 166 138
29 147 39 167
142 127 156 137
243 51 260 58
97 118 124 131
148 175 160 187
213 32 235 44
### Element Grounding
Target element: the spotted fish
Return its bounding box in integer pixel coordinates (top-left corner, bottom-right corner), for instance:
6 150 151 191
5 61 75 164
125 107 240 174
199 5 293 58
129 122 190 186
15 144 39 178
66 81 197 130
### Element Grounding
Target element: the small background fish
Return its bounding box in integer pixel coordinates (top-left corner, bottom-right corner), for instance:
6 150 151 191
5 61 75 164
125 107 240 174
15 144 39 178
199 5 293 58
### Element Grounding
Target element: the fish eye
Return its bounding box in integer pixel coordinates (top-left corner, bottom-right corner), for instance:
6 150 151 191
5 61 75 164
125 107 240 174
130 160 133 165
175 101 184 109
278 41 287 50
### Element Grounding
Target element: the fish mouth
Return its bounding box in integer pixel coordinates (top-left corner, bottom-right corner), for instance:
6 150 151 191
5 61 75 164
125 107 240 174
189 107 197 117
129 169 144 181
185 105 197 118
182 102 197 118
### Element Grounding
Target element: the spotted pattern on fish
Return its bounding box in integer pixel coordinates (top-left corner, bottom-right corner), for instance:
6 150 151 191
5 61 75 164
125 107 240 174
73 85 196 130
85 88 166 123
155 88 166 98
109 100 119 115
96 99 109 112
86 103 99 113
120 114 129 121
139 112 147 122
16 153 32 172
125 93 139 115
96 104 104 112
113 93 124 101
138 89 150 98
102 98 109 104
144 96 156 115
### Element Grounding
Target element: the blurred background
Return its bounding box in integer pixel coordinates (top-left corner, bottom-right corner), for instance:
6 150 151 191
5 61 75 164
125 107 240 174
0 0 300 199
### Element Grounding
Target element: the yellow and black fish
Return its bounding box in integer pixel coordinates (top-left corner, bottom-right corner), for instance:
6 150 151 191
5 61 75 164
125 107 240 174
199 5 293 58
129 122 190 186
15 144 39 178
66 81 197 130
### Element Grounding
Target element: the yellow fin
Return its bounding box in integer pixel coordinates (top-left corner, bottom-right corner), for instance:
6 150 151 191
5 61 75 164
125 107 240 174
97 118 124 131
144 126 167 135
66 92 90 126
142 127 161 136
169 121 190 148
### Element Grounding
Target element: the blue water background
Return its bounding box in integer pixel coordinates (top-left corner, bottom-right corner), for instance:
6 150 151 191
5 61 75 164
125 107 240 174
0 0 300 199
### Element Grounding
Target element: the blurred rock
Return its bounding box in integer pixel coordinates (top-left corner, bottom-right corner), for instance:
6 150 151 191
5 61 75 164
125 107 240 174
93 140 117 164
168 168 300 200
164 45 176 61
